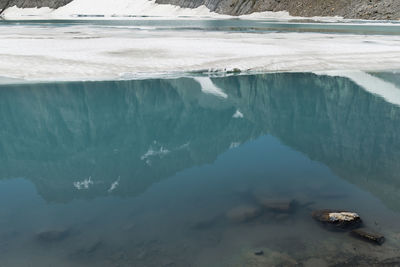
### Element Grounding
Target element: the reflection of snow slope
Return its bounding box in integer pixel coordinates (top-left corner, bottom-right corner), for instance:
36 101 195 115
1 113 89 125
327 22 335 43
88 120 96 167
108 178 120 193
73 177 93 190
195 77 228 98
141 147 170 161
317 71 400 107
232 110 244 118
0 23 400 82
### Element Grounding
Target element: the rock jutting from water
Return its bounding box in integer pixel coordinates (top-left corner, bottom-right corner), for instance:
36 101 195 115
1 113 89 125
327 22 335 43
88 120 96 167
312 209 362 230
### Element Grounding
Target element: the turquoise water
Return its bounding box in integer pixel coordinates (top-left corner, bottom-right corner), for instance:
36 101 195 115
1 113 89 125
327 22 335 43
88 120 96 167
0 72 400 266
2 19 400 35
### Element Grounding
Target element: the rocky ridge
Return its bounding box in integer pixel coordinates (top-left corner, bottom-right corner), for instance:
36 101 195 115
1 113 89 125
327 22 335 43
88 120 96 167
156 0 400 20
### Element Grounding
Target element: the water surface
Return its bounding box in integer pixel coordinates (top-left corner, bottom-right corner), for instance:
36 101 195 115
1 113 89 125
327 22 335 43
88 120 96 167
1 72 400 266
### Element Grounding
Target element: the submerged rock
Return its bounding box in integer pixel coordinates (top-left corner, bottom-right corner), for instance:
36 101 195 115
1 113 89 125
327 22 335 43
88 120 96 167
36 229 70 242
351 228 385 245
254 250 264 256
226 205 261 223
312 210 362 230
256 197 296 213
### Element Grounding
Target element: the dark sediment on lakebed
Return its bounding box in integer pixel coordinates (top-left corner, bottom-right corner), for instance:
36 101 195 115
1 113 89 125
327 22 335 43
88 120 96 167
1 0 400 20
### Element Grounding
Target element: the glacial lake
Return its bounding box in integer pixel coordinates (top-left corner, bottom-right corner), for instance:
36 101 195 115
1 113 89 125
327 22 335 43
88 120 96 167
0 72 400 266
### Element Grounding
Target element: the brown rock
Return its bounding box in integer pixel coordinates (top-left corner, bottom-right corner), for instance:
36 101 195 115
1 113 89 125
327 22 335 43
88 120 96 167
351 228 385 245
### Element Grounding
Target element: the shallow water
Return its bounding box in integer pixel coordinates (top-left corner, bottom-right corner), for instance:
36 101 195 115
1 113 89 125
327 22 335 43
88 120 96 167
0 72 400 266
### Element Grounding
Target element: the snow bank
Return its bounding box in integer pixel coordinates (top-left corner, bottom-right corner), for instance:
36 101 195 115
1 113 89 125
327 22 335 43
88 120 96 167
1 7 54 18
240 10 345 23
1 0 226 19
54 0 219 17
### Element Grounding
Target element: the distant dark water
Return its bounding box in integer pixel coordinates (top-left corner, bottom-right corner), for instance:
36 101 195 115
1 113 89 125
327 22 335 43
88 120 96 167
2 18 400 35
0 72 400 266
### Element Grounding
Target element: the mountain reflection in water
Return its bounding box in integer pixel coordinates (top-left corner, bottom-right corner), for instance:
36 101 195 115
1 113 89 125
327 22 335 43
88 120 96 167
0 72 400 266
1 73 399 208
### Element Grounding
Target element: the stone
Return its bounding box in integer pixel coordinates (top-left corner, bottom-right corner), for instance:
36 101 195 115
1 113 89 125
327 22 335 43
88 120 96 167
36 229 70 242
256 197 296 213
312 209 362 230
226 205 261 223
351 228 385 245
254 250 264 256
230 68 241 73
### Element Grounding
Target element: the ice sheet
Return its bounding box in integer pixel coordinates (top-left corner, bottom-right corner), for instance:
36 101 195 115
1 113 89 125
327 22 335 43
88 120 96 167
0 23 400 82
